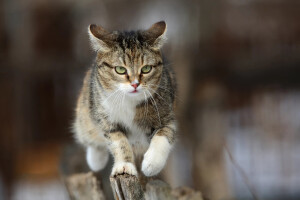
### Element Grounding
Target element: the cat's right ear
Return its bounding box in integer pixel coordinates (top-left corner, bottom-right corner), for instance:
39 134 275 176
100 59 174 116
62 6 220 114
88 24 113 52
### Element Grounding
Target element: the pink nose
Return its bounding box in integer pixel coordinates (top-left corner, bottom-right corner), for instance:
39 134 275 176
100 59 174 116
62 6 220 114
131 83 139 89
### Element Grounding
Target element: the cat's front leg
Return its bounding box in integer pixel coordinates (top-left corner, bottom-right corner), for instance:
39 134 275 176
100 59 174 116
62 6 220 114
142 123 176 177
105 131 137 177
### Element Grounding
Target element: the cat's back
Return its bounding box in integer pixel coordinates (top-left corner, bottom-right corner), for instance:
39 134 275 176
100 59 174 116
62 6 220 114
73 68 106 145
76 68 92 112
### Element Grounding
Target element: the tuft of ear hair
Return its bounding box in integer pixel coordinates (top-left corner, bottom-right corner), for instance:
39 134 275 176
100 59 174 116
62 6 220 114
142 21 167 50
88 24 116 52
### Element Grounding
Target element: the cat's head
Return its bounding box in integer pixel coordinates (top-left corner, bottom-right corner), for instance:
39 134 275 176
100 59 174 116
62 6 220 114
88 21 167 101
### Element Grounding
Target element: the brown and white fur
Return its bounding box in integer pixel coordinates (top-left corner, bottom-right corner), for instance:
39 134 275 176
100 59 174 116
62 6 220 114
73 21 177 177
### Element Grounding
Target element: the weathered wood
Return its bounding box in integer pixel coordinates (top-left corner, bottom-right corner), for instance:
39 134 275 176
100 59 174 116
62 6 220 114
110 176 204 200
171 187 203 200
145 180 175 200
110 174 145 200
64 172 106 200
60 144 204 200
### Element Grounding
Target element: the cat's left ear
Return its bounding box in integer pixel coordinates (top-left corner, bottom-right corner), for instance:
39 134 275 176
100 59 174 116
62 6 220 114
142 21 167 50
88 24 116 52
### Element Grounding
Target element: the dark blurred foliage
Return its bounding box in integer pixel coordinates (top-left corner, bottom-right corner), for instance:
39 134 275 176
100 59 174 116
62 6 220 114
1 0 300 199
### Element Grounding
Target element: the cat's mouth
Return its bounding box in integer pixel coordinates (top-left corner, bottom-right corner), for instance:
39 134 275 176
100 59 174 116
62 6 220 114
130 89 138 93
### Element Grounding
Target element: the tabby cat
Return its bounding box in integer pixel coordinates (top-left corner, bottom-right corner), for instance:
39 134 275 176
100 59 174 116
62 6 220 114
73 21 177 177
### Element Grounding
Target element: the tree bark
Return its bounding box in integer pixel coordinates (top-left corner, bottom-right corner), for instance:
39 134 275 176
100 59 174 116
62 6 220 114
110 174 145 200
64 172 106 200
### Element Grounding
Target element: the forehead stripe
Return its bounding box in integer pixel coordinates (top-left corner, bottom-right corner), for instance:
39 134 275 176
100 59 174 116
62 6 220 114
102 62 113 68
119 57 126 65
123 54 127 65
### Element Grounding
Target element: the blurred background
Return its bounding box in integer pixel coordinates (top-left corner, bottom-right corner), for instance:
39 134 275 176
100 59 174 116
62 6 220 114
1 0 300 199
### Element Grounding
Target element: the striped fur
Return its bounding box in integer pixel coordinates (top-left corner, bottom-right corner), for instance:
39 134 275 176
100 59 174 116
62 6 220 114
73 21 177 177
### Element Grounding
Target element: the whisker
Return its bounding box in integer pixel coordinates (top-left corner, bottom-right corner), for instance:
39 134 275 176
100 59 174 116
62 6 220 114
147 83 183 102
116 91 123 112
146 87 169 105
142 91 149 123
103 89 120 103
146 89 161 126
122 90 125 109
111 90 121 114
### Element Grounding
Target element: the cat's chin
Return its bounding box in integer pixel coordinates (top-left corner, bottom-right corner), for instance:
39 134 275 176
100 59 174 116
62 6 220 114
127 91 142 97
126 91 145 101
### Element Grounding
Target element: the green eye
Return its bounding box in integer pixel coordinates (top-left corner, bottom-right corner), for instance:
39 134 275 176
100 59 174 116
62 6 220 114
141 65 152 74
115 66 127 74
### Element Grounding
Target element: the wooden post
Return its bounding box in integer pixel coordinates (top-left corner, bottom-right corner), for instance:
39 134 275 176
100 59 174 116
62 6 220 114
145 180 175 200
60 144 204 200
110 174 145 200
64 172 106 200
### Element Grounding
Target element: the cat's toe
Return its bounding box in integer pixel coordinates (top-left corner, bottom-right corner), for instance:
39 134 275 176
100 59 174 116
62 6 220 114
142 159 164 177
141 150 166 177
111 162 138 177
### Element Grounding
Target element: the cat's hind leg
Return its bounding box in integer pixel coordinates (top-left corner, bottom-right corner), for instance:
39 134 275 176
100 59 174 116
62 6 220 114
86 145 109 172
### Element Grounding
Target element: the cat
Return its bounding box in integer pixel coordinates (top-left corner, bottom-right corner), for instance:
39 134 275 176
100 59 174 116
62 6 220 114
73 21 177 177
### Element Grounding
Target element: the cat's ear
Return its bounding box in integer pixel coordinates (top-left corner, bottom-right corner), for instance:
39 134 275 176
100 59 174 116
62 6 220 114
142 21 167 50
88 24 115 52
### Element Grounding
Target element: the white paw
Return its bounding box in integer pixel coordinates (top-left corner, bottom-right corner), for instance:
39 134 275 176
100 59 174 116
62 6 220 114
142 136 172 177
86 146 109 172
142 148 167 177
111 162 138 177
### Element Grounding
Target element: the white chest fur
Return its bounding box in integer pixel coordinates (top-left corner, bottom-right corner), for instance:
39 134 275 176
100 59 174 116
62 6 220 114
102 96 149 153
